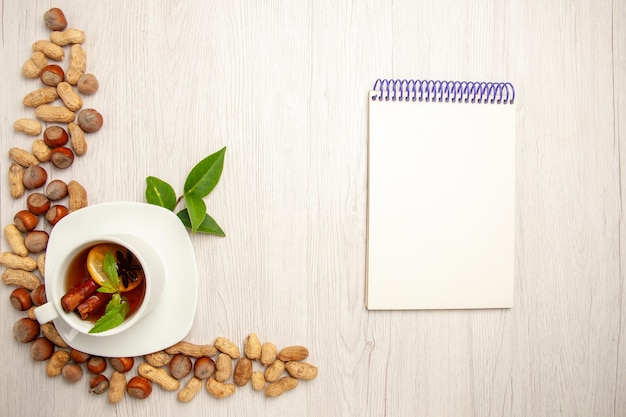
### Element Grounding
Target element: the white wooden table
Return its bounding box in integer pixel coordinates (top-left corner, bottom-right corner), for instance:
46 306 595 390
1 1 624 416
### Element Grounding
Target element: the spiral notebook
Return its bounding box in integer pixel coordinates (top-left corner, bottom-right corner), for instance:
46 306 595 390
366 79 516 310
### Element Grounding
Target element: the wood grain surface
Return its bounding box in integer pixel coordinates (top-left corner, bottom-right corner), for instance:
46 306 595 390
1 0 624 416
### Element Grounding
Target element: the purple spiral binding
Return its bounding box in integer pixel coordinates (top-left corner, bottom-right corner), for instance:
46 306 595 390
371 79 515 104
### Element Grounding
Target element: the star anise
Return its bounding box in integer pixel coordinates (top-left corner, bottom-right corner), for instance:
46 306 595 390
115 249 142 288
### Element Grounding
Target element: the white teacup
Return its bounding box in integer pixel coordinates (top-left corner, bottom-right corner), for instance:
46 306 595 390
35 233 165 341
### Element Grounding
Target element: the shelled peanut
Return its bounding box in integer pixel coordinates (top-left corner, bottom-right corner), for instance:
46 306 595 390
4 8 91 284
2 6 97 399
5 43 90 289
158 335 317 402
95 336 316 403
12 6 102 179
4 7 319 405
2 173 87 268
11 299 318 403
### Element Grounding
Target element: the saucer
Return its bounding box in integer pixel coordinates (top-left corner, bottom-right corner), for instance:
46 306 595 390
45 202 198 357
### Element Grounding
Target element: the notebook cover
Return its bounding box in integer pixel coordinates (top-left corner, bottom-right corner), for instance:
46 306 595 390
366 85 516 310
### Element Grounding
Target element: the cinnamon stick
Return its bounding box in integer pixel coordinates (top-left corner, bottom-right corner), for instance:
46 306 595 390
60 279 99 313
77 292 111 319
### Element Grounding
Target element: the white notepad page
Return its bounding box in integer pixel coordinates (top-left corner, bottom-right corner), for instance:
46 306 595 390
366 89 516 310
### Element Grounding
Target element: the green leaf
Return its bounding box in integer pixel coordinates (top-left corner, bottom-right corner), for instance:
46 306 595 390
97 284 117 294
177 209 226 236
183 193 207 233
183 147 226 198
106 293 122 312
89 298 129 334
145 176 177 210
103 251 119 290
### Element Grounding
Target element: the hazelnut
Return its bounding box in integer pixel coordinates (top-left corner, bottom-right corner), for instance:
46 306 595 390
110 357 134 373
30 284 47 306
39 64 65 87
14 210 39 232
23 164 48 189
62 363 83 383
77 108 103 133
30 337 55 361
45 179 68 200
169 354 192 379
86 356 107 374
70 349 90 364
49 147 75 169
45 205 69 226
193 356 216 379
43 8 67 31
126 376 152 399
43 126 68 147
10 287 33 311
26 192 51 215
77 73 99 95
13 317 40 343
89 374 109 394
24 230 49 253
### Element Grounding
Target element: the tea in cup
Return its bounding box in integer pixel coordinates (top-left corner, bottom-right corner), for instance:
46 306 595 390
35 233 165 341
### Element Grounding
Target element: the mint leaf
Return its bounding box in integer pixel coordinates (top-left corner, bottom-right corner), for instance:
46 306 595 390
177 209 226 236
183 193 207 233
106 293 122 312
89 298 129 333
103 251 119 289
97 283 117 294
146 176 177 210
183 147 226 197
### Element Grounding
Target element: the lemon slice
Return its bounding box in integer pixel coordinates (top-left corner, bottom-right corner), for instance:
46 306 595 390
86 243 144 292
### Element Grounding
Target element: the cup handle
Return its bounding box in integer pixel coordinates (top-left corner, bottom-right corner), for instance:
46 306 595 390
34 302 59 324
